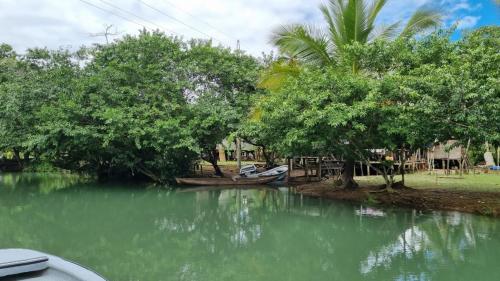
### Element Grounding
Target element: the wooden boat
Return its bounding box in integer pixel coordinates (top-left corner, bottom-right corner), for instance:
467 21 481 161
178 185 278 193
0 249 106 281
239 164 257 175
175 175 280 186
246 165 288 181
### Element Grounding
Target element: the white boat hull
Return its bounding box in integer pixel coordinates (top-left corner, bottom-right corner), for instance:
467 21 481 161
246 165 288 181
0 249 106 281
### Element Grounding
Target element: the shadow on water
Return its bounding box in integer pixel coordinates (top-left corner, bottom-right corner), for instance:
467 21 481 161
0 173 499 281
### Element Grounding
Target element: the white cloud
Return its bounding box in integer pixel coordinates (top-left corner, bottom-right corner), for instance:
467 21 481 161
456 15 481 29
0 0 485 57
448 0 482 13
0 0 326 56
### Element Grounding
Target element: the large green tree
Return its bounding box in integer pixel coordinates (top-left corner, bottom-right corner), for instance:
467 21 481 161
263 0 441 188
0 46 80 168
185 41 261 176
2 31 261 182
252 26 498 189
393 27 500 150
33 32 197 182
0 44 21 163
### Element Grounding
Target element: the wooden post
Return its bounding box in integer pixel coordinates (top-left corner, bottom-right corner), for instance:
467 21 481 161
448 149 452 175
497 146 499 166
287 158 291 178
305 158 309 181
366 163 370 176
236 138 242 169
427 150 430 173
412 151 416 173
318 157 322 180
461 140 467 175
428 150 432 174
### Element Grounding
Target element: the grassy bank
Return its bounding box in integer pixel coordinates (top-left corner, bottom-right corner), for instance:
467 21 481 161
355 172 500 192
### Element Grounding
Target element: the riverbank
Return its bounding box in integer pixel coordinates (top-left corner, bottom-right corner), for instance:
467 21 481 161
297 175 500 217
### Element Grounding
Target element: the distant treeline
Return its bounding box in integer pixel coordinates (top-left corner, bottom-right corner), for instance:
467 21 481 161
0 27 499 186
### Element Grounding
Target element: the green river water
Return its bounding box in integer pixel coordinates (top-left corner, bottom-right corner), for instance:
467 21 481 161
1 173 499 281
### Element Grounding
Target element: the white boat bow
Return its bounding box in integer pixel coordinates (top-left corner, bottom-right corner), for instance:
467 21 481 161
0 249 106 281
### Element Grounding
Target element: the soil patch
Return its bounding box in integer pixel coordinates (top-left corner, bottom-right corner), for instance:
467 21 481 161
297 181 500 217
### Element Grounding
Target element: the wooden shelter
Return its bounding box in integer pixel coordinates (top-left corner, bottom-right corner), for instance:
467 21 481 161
216 140 262 162
288 148 431 181
427 140 471 174
287 156 344 182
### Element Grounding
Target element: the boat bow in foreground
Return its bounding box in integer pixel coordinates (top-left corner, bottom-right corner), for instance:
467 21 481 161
0 249 106 281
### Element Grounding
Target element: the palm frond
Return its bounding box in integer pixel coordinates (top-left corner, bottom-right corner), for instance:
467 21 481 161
400 7 442 38
343 0 367 42
368 21 401 42
271 24 333 65
320 2 343 55
343 0 382 46
367 0 389 27
257 60 301 90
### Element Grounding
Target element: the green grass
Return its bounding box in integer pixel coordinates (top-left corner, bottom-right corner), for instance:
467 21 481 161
355 172 500 192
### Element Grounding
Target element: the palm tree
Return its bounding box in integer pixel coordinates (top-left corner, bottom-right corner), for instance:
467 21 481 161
265 0 441 188
271 0 440 72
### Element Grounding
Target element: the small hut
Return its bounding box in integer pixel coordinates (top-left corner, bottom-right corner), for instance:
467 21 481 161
217 140 261 162
427 140 470 173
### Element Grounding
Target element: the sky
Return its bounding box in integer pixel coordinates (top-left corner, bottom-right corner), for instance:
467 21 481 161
0 0 498 56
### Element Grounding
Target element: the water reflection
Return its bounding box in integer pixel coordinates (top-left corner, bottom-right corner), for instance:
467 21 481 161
356 206 386 217
359 211 500 281
0 172 88 194
1 174 500 281
361 225 428 274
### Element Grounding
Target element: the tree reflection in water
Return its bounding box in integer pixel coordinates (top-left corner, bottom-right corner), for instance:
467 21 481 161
1 174 500 281
360 210 500 280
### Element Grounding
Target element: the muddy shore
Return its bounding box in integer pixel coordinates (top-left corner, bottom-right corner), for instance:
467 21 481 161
296 181 500 217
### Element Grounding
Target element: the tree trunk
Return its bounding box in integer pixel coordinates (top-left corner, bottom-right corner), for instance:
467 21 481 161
96 163 109 182
401 165 405 186
23 151 30 164
340 158 358 189
399 150 406 186
236 138 241 169
211 160 223 177
206 148 223 177
137 166 161 183
262 146 275 168
497 146 499 166
13 148 23 170
381 165 395 190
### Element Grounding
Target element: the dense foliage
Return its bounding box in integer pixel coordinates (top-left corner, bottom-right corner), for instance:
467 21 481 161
260 0 442 188
243 26 499 188
0 31 260 183
1 26 498 187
